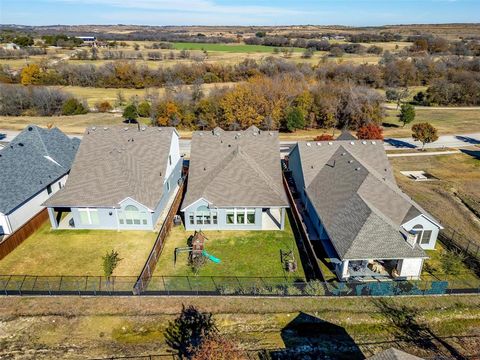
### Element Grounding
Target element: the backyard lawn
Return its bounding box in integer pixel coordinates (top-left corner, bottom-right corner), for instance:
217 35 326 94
0 223 157 276
153 217 305 281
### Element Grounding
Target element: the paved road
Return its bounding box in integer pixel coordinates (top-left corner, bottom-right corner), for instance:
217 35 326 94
383 104 480 111
2 129 479 157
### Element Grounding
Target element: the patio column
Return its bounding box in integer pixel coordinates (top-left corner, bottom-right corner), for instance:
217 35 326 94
47 207 58 229
280 208 285 230
341 260 349 280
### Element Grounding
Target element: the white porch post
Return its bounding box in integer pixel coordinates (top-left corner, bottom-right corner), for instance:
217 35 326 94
280 207 285 230
341 260 349 280
47 207 58 229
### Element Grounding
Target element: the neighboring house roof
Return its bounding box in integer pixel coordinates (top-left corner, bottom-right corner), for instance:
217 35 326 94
293 140 438 260
45 126 177 210
336 130 357 140
182 126 288 210
0 125 79 215
369 348 424 360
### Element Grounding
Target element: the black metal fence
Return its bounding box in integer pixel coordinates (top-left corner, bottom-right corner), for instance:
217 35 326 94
1 274 479 296
439 225 480 260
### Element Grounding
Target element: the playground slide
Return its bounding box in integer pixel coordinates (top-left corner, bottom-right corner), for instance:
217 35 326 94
202 250 221 264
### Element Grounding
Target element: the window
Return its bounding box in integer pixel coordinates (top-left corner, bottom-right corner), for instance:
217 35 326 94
189 214 194 225
237 212 245 224
196 215 204 224
169 155 172 166
47 185 52 195
226 210 234 224
247 210 255 224
58 181 62 189
78 208 99 225
124 205 142 226
212 213 218 225
166 180 170 192
421 230 432 244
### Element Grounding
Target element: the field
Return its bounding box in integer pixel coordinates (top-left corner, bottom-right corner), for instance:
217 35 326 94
172 42 304 53
391 151 480 244
0 222 157 276
382 107 480 138
153 218 305 280
0 295 479 359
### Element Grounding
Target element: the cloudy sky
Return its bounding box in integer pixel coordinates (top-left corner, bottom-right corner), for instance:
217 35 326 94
1 0 479 26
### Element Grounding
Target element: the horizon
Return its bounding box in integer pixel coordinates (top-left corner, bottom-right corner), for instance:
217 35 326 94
1 0 479 27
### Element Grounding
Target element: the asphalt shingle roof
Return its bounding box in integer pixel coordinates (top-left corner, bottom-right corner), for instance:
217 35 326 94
0 125 79 214
182 126 288 209
45 126 176 210
294 140 435 260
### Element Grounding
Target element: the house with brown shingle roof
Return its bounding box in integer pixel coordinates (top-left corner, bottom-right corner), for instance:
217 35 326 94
181 126 289 231
288 137 442 281
44 126 182 231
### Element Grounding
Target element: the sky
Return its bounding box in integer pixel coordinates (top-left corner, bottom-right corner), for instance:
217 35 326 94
0 0 479 26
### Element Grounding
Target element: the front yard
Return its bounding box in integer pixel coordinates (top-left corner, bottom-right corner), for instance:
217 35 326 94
153 216 306 281
0 222 157 276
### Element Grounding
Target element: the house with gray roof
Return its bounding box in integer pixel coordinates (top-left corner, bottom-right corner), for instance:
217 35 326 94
44 126 182 231
0 125 79 238
288 138 442 281
181 126 289 231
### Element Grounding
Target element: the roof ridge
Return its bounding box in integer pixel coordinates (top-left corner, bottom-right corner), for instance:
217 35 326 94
31 125 51 159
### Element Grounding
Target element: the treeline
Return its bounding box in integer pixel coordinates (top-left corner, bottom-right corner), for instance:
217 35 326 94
0 84 87 116
0 47 46 59
148 75 383 131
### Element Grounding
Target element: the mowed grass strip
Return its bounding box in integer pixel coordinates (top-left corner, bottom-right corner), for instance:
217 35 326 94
0 222 157 276
154 217 305 280
172 42 304 53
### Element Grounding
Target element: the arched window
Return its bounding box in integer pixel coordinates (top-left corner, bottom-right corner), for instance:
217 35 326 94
412 224 432 245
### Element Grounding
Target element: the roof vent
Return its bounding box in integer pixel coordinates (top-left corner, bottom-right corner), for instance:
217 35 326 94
316 142 321 146
28 126 33 131
362 141 367 145
350 141 355 145
199 132 203 136
124 127 129 131
355 167 361 171
311 165 314 169
348 160 353 163
269 132 273 136
141 126 146 131
372 141 376 145
203 167 207 171
253 132 257 136
104 127 108 131
341 152 346 156
18 143 24 147
306 142 311 147
158 128 162 131
328 142 333 145
92 126 97 131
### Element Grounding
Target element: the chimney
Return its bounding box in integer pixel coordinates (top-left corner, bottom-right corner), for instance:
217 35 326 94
406 231 417 248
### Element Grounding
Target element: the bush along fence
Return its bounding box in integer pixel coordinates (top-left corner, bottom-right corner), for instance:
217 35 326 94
1 274 479 296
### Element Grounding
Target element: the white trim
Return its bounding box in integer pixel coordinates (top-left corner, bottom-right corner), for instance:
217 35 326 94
180 197 212 212
118 197 153 212
403 213 443 230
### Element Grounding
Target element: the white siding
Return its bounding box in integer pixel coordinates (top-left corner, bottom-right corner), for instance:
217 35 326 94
397 258 423 279
0 212 10 235
164 131 181 182
4 175 68 235
402 215 440 250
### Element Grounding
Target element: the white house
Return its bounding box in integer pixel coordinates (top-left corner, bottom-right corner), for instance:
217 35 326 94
181 126 289 231
44 126 182 231
0 125 79 238
288 135 442 281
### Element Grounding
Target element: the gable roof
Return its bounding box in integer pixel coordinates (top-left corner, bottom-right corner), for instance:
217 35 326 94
293 140 437 260
182 126 288 210
369 348 424 360
45 126 177 210
0 125 79 214
336 130 357 140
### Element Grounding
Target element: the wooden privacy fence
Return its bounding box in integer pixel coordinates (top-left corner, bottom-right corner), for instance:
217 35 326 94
133 179 186 294
282 172 324 281
0 209 48 261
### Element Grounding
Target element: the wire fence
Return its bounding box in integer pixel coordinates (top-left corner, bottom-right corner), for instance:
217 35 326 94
1 274 479 296
439 225 480 260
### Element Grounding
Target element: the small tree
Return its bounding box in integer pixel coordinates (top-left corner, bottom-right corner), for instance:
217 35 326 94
284 106 305 132
399 103 415 127
95 100 113 113
137 101 151 117
165 305 217 359
20 64 41 85
62 98 88 115
102 250 121 279
441 249 466 276
123 104 138 122
356 123 384 140
412 122 439 150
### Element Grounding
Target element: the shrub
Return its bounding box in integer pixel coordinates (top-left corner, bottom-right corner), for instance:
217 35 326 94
399 103 415 127
123 104 138 122
356 123 384 140
314 134 334 141
95 100 113 113
62 98 88 115
102 250 122 278
304 280 325 296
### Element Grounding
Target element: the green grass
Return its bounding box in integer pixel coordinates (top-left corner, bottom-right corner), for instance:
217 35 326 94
153 217 305 280
172 42 304 53
0 222 157 276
